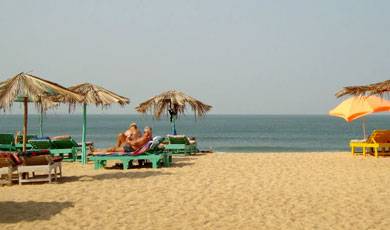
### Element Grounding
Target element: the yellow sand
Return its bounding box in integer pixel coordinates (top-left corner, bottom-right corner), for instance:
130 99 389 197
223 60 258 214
1 152 390 230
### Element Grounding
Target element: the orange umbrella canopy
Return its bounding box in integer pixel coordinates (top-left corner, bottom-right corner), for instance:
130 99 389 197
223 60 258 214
329 95 390 122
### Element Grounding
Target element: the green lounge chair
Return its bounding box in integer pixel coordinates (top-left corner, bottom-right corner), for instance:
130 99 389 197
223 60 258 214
28 139 52 149
90 137 173 170
50 137 81 161
90 151 172 170
29 138 81 162
165 135 198 155
0 134 16 151
16 135 38 143
14 134 37 150
90 138 172 170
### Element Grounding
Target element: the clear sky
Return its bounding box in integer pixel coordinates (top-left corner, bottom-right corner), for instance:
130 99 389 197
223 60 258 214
0 0 389 114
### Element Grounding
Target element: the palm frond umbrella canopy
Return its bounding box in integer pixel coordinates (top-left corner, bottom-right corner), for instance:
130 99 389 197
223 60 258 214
136 90 212 135
0 72 83 151
53 83 129 164
336 80 390 98
68 83 130 107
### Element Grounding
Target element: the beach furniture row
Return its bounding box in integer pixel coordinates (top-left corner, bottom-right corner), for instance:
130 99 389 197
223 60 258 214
0 133 37 151
0 134 90 162
0 133 200 184
0 133 198 157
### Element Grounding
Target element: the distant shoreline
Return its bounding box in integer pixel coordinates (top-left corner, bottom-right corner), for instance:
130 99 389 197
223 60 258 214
2 113 390 116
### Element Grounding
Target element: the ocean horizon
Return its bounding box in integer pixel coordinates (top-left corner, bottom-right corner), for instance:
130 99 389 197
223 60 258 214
1 114 388 152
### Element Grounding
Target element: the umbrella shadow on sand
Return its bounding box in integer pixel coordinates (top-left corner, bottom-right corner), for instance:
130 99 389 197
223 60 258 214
0 201 74 223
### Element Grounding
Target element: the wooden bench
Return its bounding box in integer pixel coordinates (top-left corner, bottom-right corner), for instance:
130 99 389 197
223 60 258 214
18 155 62 185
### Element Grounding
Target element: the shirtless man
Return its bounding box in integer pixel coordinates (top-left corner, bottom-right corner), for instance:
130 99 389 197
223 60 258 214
115 122 142 148
95 126 153 153
126 126 153 151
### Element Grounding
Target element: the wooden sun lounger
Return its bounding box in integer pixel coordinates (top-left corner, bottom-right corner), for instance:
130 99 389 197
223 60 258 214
89 152 172 170
18 155 62 185
350 130 390 157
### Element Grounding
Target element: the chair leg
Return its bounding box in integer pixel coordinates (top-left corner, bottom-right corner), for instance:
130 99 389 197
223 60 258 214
94 160 100 169
151 159 158 169
54 167 58 182
48 168 52 184
18 172 22 185
7 168 12 185
162 154 167 167
122 161 129 170
375 148 379 158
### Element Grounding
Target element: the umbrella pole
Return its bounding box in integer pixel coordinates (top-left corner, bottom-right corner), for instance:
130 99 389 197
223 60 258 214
23 97 28 152
39 106 43 137
171 115 177 135
82 103 87 165
362 118 367 139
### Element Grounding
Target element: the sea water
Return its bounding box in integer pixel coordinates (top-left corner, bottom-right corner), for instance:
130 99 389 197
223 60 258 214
1 114 389 152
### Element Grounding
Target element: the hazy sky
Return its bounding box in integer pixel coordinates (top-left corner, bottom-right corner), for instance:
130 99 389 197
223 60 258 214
1 1 389 114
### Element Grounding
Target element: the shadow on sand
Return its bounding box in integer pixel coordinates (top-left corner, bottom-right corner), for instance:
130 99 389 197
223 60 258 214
172 157 196 162
61 170 172 183
170 162 195 168
0 201 74 223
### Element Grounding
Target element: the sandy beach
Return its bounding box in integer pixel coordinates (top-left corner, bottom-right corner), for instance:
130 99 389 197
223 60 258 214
1 152 390 229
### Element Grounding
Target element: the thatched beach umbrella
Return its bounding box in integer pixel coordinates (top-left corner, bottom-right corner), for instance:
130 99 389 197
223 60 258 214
54 83 129 164
0 72 83 151
136 90 212 135
336 80 390 98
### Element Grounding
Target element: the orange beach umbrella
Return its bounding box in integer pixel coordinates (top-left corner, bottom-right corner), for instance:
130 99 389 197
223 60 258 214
329 95 390 122
329 95 390 138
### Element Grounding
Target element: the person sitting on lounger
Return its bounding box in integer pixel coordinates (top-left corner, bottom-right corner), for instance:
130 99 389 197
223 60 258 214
94 126 153 154
127 126 153 151
115 122 142 148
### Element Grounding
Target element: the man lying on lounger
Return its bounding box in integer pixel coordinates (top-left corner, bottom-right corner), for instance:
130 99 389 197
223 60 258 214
93 127 153 154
